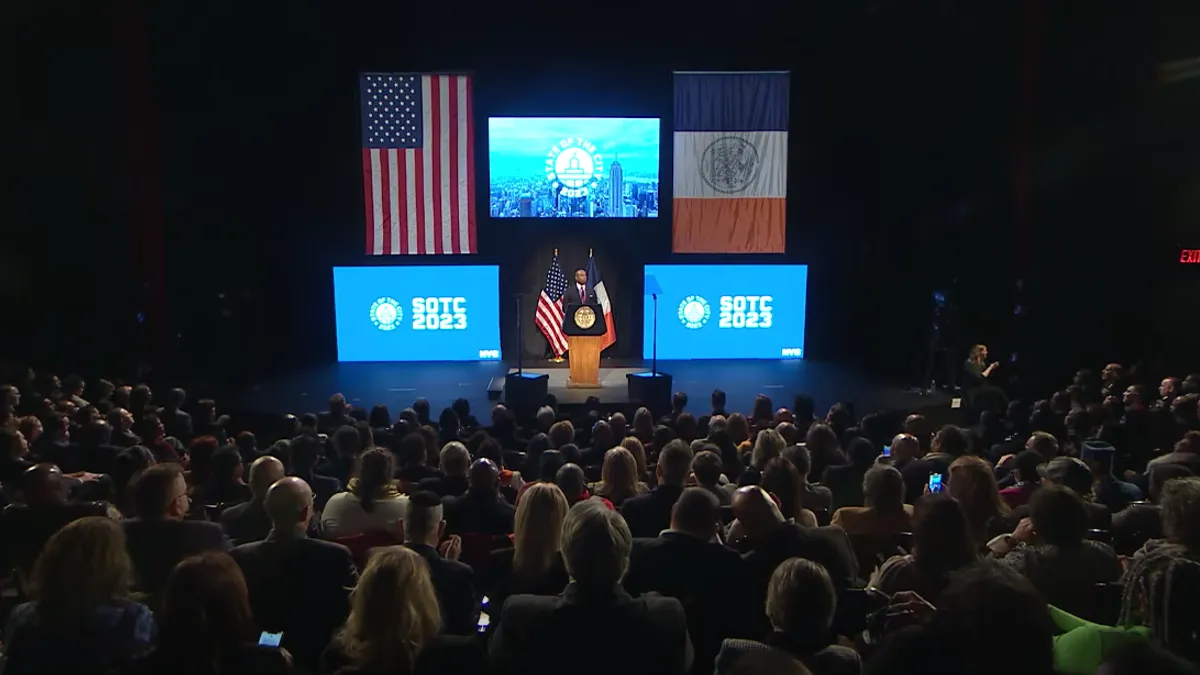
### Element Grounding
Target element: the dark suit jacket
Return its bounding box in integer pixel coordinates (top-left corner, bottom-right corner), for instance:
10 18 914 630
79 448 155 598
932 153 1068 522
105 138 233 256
417 474 469 498
564 282 590 307
489 583 693 675
624 532 754 675
404 542 478 635
620 485 685 538
483 546 570 617
78 442 123 475
123 518 232 604
442 490 515 536
1005 499 1111 531
231 532 357 672
741 521 859 633
716 637 861 675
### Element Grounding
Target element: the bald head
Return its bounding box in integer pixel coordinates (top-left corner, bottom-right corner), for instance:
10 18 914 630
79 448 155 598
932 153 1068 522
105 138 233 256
732 485 784 539
24 463 65 504
264 476 313 531
248 455 285 499
890 433 920 463
469 458 500 492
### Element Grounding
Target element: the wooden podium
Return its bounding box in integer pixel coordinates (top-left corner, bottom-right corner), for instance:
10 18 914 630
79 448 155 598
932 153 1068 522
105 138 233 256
563 302 606 388
566 336 603 388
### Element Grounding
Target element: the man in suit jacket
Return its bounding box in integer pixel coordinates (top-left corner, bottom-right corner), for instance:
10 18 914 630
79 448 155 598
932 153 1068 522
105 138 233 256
625 488 752 675
403 490 479 635
490 500 693 675
730 486 858 636
621 440 693 538
563 268 590 307
122 463 231 606
231 477 357 673
900 425 969 505
442 458 515 536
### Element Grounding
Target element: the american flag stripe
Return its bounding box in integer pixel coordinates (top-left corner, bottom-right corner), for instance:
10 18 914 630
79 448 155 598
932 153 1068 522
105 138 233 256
360 73 476 255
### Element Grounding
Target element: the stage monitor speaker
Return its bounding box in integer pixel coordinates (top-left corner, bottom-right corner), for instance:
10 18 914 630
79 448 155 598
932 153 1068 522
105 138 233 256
626 372 673 418
504 372 549 422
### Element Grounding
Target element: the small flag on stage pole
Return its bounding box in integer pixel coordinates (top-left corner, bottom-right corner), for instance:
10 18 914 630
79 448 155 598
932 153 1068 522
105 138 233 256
535 251 569 357
586 252 616 351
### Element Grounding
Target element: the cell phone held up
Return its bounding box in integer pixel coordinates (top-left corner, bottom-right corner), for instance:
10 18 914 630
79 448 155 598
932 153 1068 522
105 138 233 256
258 631 283 648
927 472 944 493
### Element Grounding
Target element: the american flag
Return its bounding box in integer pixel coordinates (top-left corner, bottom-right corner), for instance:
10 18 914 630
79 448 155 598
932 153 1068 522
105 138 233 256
535 254 569 357
360 73 476 255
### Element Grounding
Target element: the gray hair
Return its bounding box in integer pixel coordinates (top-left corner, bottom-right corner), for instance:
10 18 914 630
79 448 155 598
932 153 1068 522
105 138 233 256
536 406 556 426
751 428 786 470
439 441 470 476
561 499 632 587
862 465 905 512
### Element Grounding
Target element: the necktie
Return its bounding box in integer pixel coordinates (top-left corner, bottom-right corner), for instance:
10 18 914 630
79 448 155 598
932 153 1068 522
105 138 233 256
580 285 586 303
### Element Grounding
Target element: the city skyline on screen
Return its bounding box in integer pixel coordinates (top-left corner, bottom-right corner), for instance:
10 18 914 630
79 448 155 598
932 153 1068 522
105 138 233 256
488 117 660 218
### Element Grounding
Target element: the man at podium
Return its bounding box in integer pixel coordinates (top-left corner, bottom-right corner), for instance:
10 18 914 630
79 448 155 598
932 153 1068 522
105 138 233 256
564 268 590 306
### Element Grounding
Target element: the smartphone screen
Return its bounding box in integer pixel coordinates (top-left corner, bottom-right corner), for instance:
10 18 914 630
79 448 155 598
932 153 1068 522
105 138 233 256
882 446 891 457
928 473 943 493
477 612 490 633
258 631 283 648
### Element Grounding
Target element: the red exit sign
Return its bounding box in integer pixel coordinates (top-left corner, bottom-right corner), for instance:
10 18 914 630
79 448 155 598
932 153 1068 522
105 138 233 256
1182 249 1200 264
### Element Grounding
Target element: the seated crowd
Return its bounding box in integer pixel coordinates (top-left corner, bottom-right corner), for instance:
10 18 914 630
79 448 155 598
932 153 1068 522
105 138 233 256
0 366 1198 674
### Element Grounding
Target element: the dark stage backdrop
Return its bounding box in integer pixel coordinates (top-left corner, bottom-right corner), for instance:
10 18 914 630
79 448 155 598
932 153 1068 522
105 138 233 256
8 1 1198 392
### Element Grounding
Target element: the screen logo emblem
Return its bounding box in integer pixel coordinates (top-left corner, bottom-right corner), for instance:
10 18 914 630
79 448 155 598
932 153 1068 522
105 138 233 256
546 138 602 198
370 296 403 331
678 295 711 329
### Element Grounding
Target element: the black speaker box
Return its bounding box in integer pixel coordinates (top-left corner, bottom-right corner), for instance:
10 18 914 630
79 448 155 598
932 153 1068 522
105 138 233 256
504 372 549 422
626 372 673 418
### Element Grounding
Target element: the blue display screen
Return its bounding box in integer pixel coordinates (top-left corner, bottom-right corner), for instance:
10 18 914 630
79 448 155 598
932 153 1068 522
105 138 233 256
642 265 807 360
333 266 502 362
488 117 661 218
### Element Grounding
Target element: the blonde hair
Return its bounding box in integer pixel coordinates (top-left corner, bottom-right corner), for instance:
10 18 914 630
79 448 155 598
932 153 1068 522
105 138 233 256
948 456 1010 543
968 344 987 365
335 546 441 674
30 516 132 619
512 483 569 581
595 448 640 503
727 413 751 446
751 428 786 470
619 437 648 477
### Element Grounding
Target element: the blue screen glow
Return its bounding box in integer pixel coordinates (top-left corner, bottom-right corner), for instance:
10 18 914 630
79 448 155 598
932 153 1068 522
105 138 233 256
333 266 502 362
488 117 660 218
642 265 807 360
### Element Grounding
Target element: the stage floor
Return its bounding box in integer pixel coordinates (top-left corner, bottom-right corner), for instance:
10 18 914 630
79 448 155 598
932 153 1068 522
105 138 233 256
231 359 952 421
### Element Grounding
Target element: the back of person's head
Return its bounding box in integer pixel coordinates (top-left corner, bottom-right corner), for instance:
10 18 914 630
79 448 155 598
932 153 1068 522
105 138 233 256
948 455 1009 525
157 552 255 667
1027 431 1059 459
782 444 812 480
247 455 284 499
555 463 587 503
760 457 803 521
766 558 837 652
437 407 459 431
591 419 613 449
657 439 694 487
336 546 441 674
513 482 569 579
535 406 556 430
863 465 905 512
847 436 878 467
439 441 470 477
412 397 431 419
1160 476 1200 549
333 425 362 460
670 487 720 540
210 446 242 484
911 494 976 596
619 436 649 475
804 423 838 457
30 516 130 619
691 450 723 487
751 428 786 469
548 420 574 449
263 476 313 530
368 404 391 429
1012 450 1044 484
234 430 257 456
288 434 322 472
930 561 1055 675
632 406 654 435
397 432 427 469
477 437 504 468
711 388 726 409
1028 484 1087 547
132 463 186 519
187 435 221 479
652 425 676 451
752 394 774 421
933 425 969 457
672 391 688 411
354 448 396 513
468 457 500 494
538 449 566 482
600 447 638 493
561 499 632 588
328 393 347 414
403 491 444 544
77 420 111 447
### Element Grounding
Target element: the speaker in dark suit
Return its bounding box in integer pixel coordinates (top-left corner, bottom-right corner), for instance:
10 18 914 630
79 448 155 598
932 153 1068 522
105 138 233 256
563 268 590 306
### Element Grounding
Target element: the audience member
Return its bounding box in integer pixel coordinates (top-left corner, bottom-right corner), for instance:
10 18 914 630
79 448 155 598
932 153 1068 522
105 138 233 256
490 499 694 675
322 447 409 539
485 482 571 613
322 546 485 675
832 465 912 537
901 425 967 506
123 463 231 605
135 551 291 675
443 458 515 535
823 437 880 510
591 447 649 507
1 517 156 675
0 463 111 581
946 455 1010 546
401 490 478 636
418 440 470 497
622 439 694 537
231 477 358 672
288 434 341 511
870 494 977 602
